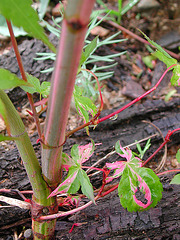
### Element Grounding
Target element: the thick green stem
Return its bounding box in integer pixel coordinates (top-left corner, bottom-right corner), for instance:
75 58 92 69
42 0 96 187
0 90 50 203
0 90 58 238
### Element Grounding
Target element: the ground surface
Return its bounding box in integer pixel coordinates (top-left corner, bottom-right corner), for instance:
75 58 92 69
0 0 180 239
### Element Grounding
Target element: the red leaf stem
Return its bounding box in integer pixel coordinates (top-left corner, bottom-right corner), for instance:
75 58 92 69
81 69 104 111
142 128 180 167
6 20 42 138
97 64 177 124
157 169 180 176
100 183 119 197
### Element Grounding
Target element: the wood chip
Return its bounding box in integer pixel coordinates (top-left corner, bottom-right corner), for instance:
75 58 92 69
90 26 110 37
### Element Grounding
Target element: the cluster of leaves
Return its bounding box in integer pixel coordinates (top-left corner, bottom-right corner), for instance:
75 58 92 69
48 140 96 204
36 12 126 99
106 141 163 211
48 140 163 212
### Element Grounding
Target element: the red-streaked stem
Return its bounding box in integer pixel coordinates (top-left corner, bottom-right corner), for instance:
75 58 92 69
42 0 96 187
100 183 119 197
142 128 180 167
98 18 180 60
97 64 177 124
6 20 42 138
157 169 180 176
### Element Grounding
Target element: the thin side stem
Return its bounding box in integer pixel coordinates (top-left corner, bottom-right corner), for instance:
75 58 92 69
157 169 180 176
142 128 180 167
81 68 104 111
39 181 119 221
6 20 42 138
97 64 177 124
98 18 180 60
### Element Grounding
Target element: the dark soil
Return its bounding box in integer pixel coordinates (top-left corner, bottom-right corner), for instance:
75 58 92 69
0 0 180 239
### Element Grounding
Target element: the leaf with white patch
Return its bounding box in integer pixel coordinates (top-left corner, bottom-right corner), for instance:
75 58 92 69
118 165 163 212
48 166 80 198
106 141 142 183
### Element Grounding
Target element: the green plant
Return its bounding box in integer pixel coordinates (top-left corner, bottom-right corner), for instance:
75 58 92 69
96 0 140 23
35 12 126 100
0 0 180 239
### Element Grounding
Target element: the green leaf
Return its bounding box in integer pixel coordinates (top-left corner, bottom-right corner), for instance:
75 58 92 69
40 82 51 98
70 140 95 165
48 166 80 198
78 169 95 204
0 134 17 141
136 139 151 159
67 167 81 194
139 30 172 59
176 149 180 163
139 31 180 86
21 73 41 94
84 37 98 59
171 65 180 86
79 36 98 70
21 73 50 97
0 0 56 52
170 174 180 185
48 166 95 203
74 85 97 134
0 97 10 133
0 69 31 90
142 55 156 69
115 140 124 155
153 50 177 68
118 166 163 212
70 144 80 164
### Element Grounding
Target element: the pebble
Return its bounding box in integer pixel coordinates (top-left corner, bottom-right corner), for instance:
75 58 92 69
24 229 33 239
137 0 160 11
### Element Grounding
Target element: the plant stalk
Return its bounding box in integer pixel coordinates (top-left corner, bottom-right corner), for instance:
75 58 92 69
42 0 96 187
0 90 51 204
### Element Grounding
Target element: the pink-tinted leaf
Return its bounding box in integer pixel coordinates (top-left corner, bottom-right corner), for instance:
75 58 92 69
48 168 79 198
62 152 75 171
115 141 133 161
129 169 152 208
106 161 126 183
70 140 95 165
78 140 95 164
106 141 142 182
118 166 163 212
